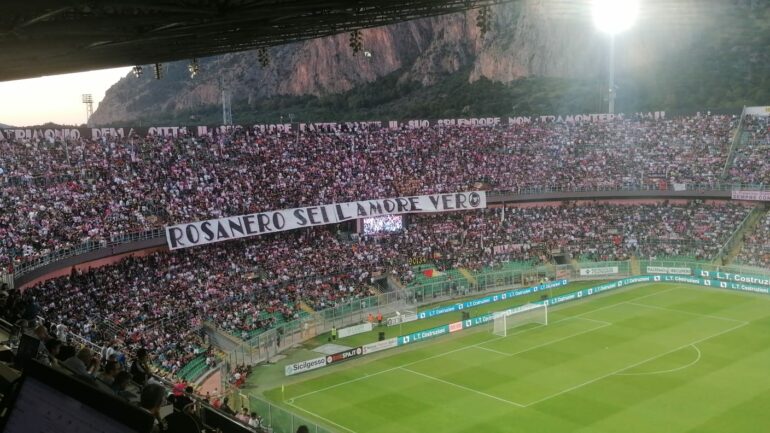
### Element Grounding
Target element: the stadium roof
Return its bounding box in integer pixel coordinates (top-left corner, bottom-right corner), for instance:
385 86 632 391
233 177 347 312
1 0 506 82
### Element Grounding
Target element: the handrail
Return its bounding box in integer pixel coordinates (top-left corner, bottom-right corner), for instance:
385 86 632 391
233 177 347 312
34 314 104 354
486 182 770 197
0 271 12 289
11 227 166 278
37 315 210 386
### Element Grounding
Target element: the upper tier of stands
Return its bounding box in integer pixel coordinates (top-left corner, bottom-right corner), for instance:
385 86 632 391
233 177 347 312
729 114 770 184
4 114 767 271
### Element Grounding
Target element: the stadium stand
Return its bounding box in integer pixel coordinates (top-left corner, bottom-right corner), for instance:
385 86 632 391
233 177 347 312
736 210 770 267
1 114 768 432
0 201 749 376
729 114 770 185
0 114 755 272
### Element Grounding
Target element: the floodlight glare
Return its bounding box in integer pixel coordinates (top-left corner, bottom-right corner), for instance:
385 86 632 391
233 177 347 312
592 0 639 35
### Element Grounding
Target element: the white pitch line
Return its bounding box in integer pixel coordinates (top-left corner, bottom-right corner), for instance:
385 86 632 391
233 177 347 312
289 337 501 401
524 321 748 407
572 316 614 326
473 345 513 356
475 319 611 356
399 367 526 407
615 344 702 376
291 287 677 402
285 400 360 433
292 318 569 401
289 323 556 401
624 301 749 325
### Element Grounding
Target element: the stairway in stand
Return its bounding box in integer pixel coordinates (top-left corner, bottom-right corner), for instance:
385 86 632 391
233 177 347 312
630 256 641 275
721 109 749 179
569 258 580 271
458 268 477 286
722 206 769 266
387 274 406 291
298 301 316 315
367 284 383 296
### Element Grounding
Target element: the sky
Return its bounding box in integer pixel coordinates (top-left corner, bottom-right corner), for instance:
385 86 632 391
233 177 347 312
0 67 132 127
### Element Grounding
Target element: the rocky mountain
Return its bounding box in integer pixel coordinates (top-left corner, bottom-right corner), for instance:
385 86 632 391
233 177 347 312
91 0 768 125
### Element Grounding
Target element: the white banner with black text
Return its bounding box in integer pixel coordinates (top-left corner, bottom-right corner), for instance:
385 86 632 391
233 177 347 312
166 191 487 250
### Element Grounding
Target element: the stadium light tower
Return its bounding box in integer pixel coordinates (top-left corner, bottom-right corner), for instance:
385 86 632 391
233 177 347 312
592 0 639 114
82 94 93 124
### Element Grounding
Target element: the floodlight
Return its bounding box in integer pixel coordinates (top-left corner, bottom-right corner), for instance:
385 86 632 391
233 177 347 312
188 58 199 78
592 0 639 35
153 63 163 80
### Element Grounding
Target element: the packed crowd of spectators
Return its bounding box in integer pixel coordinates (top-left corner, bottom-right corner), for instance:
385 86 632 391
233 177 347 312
2 283 209 378
736 211 770 267
729 114 770 185
4 200 750 374
6 228 387 369
406 201 750 267
482 115 733 192
3 114 759 271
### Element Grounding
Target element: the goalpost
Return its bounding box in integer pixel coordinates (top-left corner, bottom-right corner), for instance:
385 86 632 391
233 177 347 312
386 310 417 327
492 303 548 337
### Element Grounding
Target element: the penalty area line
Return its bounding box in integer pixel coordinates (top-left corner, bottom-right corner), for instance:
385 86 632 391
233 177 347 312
524 321 748 407
399 367 526 408
474 318 611 356
615 344 702 376
624 301 749 325
286 400 360 433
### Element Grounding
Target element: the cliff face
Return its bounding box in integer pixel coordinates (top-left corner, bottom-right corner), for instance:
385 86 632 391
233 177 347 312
91 0 723 125
92 16 450 125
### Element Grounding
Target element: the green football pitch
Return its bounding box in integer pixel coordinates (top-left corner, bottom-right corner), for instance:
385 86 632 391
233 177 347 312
266 283 770 433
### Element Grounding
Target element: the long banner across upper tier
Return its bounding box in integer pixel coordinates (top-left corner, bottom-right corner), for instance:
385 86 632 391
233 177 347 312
165 191 486 250
0 112 667 141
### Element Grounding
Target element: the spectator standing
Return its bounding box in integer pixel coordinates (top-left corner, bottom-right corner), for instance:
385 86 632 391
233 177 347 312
131 348 152 385
220 396 234 415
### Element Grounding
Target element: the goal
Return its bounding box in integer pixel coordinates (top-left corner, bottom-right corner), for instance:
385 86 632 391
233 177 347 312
386 310 418 327
492 303 548 337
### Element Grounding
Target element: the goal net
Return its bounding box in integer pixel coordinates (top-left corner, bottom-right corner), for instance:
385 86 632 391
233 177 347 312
386 310 418 327
492 303 547 337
